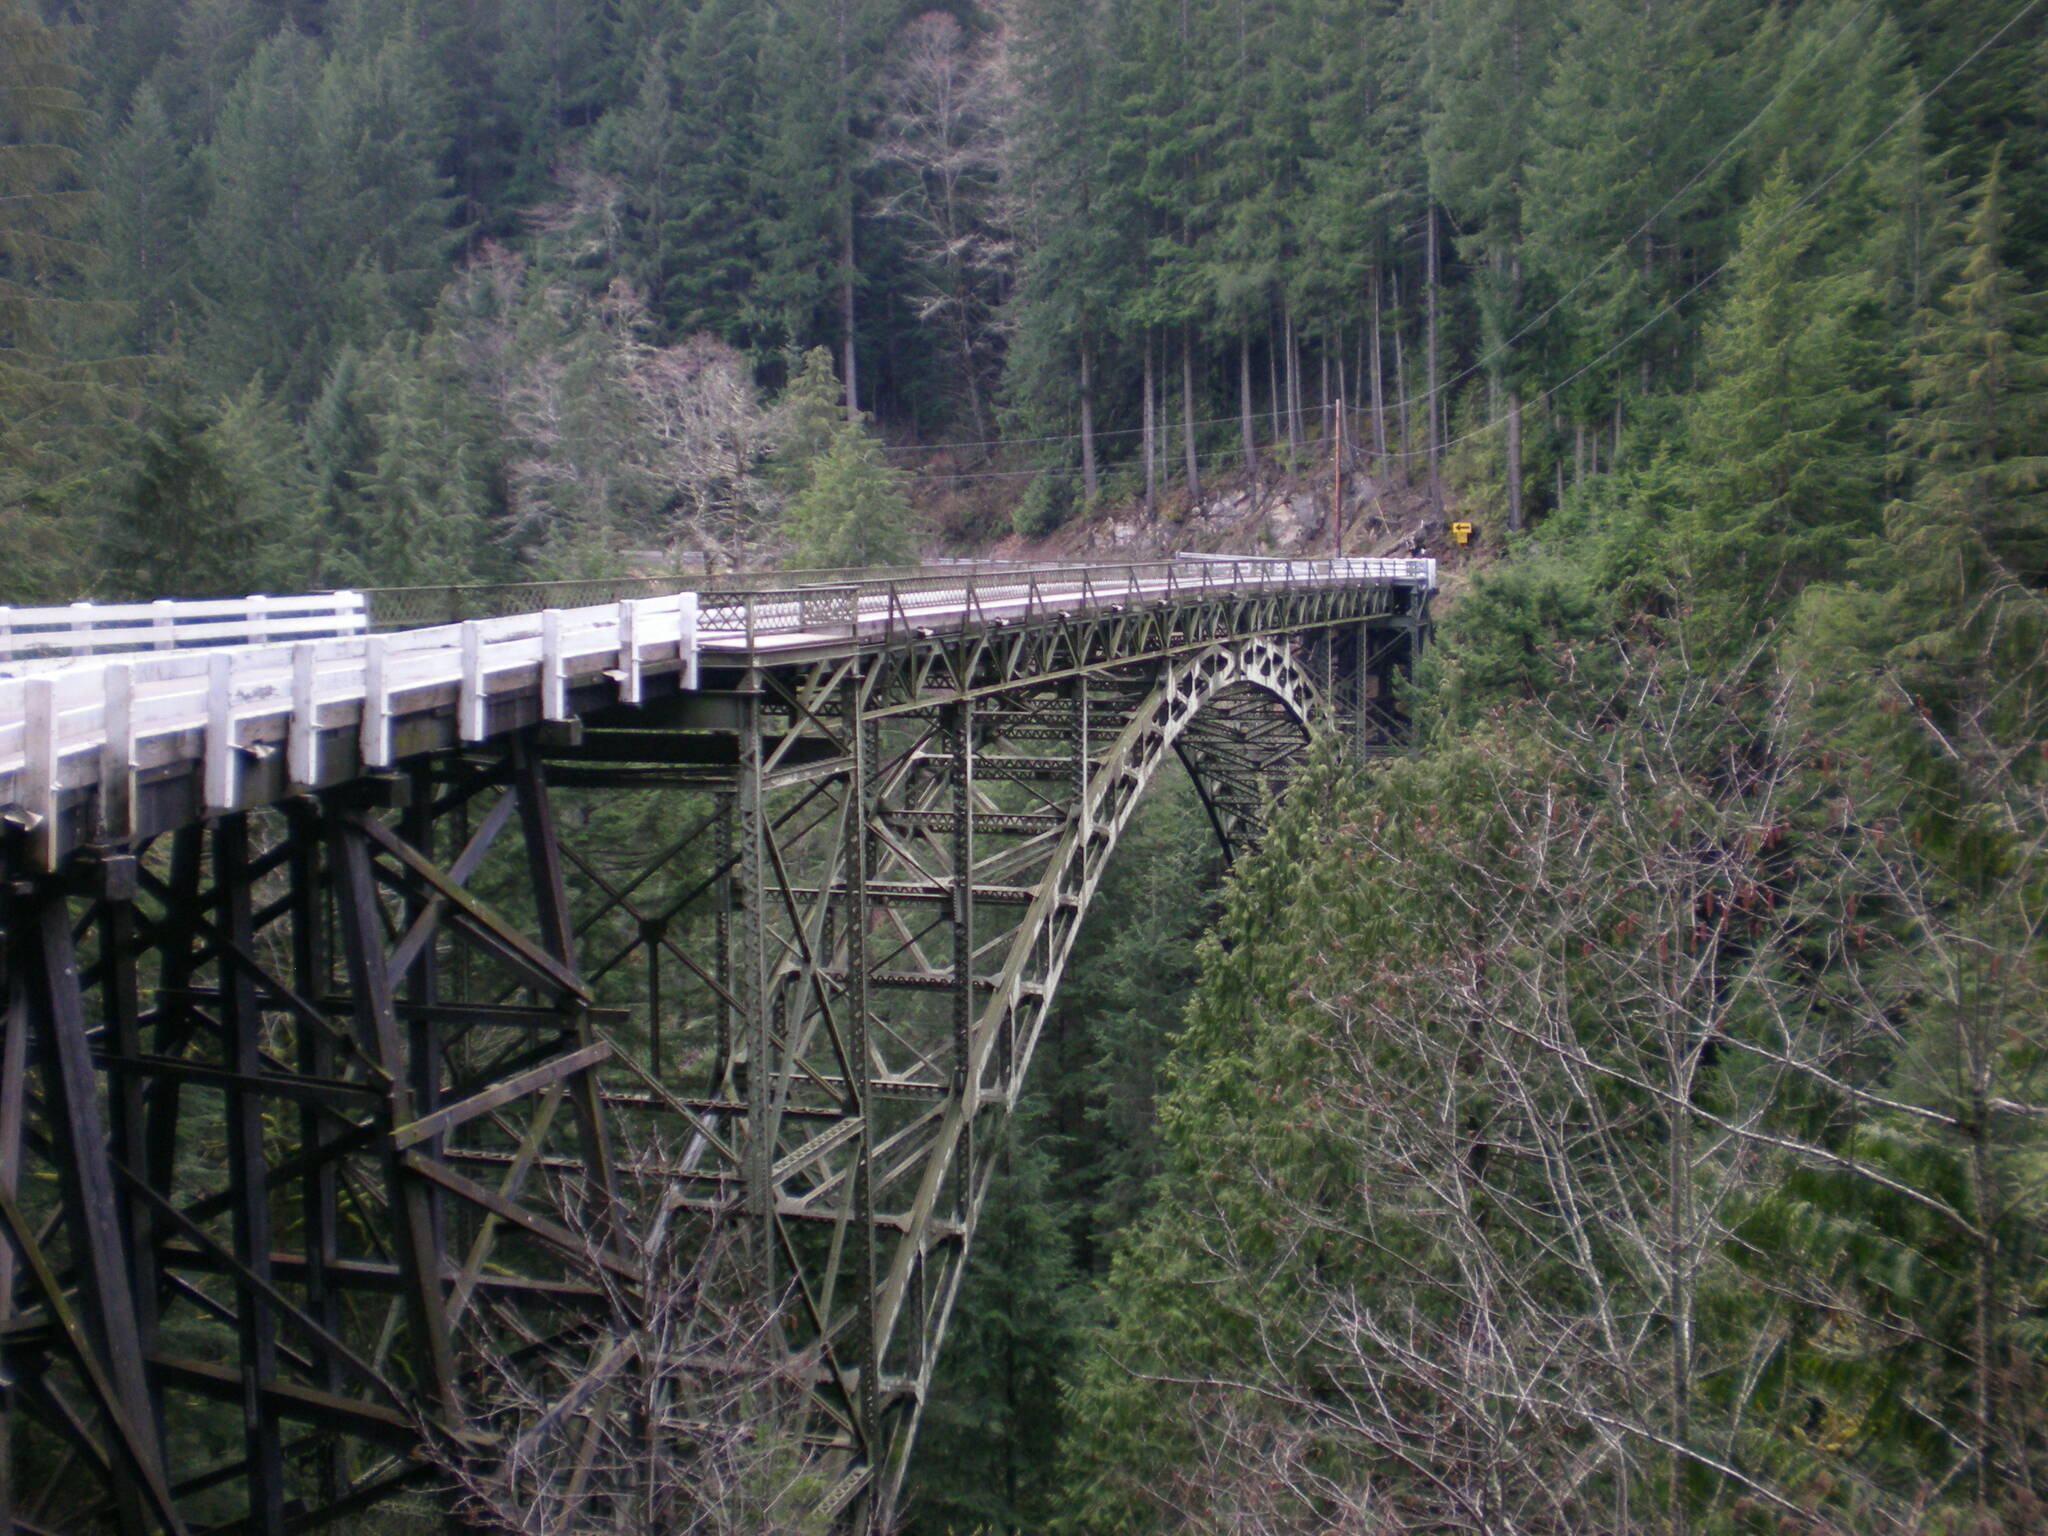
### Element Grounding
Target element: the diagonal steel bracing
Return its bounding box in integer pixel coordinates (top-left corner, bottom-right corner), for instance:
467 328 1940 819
0 564 1429 1534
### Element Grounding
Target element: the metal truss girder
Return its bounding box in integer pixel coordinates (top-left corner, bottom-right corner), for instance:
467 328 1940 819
0 748 628 1535
0 571 1429 1536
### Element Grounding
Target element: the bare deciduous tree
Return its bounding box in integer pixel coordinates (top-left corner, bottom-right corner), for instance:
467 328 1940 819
433 1151 836 1536
871 10 1017 447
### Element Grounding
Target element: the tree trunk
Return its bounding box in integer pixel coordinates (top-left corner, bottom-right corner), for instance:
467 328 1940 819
1142 333 1157 515
1668 1090 1695 1536
957 310 988 449
1575 422 1586 486
1182 327 1200 499
1284 308 1301 459
1240 332 1258 483
1507 389 1524 531
1266 325 1281 457
1335 353 1349 468
1370 266 1387 464
1394 271 1411 484
1321 347 1331 446
1331 391 1344 553
841 201 858 420
1425 206 1442 514
1079 328 1099 504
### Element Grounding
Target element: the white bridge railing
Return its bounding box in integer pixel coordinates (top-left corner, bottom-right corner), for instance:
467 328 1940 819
0 559 1434 869
0 591 368 665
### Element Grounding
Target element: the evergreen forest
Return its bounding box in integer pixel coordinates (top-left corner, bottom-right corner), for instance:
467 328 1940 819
6 0 2048 1531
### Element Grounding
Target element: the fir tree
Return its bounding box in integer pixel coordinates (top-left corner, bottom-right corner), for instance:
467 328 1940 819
316 19 464 339
493 0 612 203
0 0 128 598
350 342 499 587
192 28 330 394
909 1111 1080 1536
1678 161 1891 630
785 416 917 569
664 0 770 345
777 344 846 470
198 23 458 402
100 380 318 598
1880 156 2048 790
94 81 194 351
158 0 266 135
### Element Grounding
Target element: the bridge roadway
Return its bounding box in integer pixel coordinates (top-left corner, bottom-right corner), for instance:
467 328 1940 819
0 557 1432 1535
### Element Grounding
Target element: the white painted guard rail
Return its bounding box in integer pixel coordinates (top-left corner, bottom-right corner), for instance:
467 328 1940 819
0 590 367 664
2 594 699 868
0 558 1434 870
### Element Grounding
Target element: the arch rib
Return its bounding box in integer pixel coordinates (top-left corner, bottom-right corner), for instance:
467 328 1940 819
868 636 1324 1508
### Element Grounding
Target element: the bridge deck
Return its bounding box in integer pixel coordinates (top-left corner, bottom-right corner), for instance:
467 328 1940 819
0 555 1437 1536
0 558 1432 868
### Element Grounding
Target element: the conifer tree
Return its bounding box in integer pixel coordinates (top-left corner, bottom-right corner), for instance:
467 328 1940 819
1425 0 1558 527
493 0 612 201
0 0 128 598
156 0 267 136
94 82 194 352
1881 157 2048 767
101 380 318 597
351 344 499 587
778 345 845 469
1007 0 1139 485
193 29 328 394
588 46 683 328
1526 0 1753 426
198 23 458 402
317 20 463 336
1297 0 1423 470
785 416 917 569
304 345 382 577
1678 162 1891 630
910 1113 1080 1535
664 0 769 344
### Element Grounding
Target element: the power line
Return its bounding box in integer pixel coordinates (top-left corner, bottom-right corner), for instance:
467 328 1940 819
1428 0 2044 461
1413 0 1894 412
905 0 2043 491
883 0 1892 466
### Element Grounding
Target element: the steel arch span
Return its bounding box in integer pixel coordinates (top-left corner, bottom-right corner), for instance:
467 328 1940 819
0 560 1430 1535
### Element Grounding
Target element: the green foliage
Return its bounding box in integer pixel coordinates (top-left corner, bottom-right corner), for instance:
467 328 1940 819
196 22 458 403
911 1112 1083 1535
1675 160 1893 634
778 345 844 468
100 380 316 597
785 417 917 569
0 0 134 600
1010 471 1072 539
93 82 194 352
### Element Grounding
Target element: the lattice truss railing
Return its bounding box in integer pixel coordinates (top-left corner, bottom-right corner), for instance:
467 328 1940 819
0 573 1428 1536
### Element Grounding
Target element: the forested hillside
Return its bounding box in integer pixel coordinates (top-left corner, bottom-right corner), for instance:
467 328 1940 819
7 0 2048 1532
10 0 2039 592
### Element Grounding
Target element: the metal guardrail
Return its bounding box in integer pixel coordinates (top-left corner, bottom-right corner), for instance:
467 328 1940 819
365 558 1437 639
689 558 1436 648
0 560 1435 871
362 563 1047 631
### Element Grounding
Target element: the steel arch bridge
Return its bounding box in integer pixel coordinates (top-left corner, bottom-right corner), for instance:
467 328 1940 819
0 558 1431 1535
